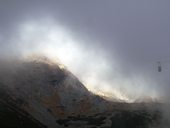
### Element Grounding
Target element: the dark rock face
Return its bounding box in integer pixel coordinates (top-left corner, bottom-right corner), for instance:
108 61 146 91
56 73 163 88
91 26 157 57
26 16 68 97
110 110 161 128
54 109 162 128
0 99 46 128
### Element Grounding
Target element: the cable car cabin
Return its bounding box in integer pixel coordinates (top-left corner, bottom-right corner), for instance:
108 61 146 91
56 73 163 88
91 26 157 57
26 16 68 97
157 62 162 72
158 65 162 72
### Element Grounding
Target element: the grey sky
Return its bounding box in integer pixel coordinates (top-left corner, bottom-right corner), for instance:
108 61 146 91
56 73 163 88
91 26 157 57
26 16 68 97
1 0 170 102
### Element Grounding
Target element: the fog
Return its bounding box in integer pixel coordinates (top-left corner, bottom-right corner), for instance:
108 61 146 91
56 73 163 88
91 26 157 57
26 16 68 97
0 0 170 103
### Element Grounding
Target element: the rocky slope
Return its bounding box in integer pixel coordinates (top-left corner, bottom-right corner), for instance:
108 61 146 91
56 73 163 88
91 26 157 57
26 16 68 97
0 56 163 128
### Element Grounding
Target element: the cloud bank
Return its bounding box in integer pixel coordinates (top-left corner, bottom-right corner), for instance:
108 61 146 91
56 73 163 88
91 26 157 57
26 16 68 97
0 0 170 102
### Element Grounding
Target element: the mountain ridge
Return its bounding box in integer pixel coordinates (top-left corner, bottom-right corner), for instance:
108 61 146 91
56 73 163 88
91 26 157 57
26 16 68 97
0 56 162 128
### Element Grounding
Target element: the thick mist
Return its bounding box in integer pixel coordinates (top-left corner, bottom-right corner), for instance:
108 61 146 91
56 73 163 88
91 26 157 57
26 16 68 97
0 0 170 104
0 19 159 102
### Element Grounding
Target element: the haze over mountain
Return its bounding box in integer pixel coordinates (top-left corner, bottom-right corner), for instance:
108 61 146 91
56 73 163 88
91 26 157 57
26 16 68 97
1 1 170 127
1 0 169 102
